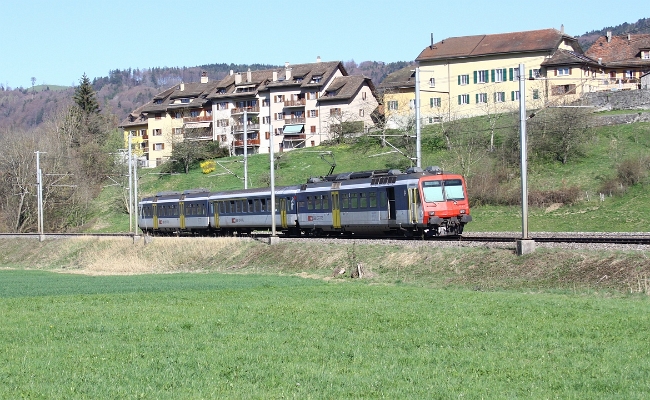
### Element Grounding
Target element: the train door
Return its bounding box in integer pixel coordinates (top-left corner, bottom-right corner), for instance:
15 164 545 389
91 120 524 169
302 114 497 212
279 198 288 229
179 201 186 229
331 191 341 228
153 203 159 230
408 187 420 224
213 201 220 229
386 188 396 221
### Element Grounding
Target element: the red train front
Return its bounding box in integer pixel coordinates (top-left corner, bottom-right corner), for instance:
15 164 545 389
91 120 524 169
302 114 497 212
418 167 471 236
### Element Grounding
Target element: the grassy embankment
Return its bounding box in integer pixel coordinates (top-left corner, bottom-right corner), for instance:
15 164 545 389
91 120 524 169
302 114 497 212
87 119 650 233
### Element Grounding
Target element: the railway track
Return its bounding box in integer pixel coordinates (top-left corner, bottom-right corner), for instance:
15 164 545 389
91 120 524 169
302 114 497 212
1 232 649 246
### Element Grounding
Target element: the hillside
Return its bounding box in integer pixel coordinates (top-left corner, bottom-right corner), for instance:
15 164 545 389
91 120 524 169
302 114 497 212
577 17 650 50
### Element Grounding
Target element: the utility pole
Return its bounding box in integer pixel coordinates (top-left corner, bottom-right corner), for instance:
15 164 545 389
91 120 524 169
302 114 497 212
517 63 535 255
133 150 139 237
414 67 422 168
269 96 277 240
128 134 133 232
244 109 248 189
35 151 45 241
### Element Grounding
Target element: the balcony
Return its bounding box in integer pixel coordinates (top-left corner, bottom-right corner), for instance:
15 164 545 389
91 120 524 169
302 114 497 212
284 117 305 124
283 99 306 108
283 133 306 141
233 138 261 147
232 123 260 133
231 106 260 115
183 115 212 123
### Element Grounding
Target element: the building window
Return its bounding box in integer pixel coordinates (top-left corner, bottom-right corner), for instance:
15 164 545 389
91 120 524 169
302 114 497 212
174 128 183 135
262 99 269 106
155 113 161 120
458 74 469 85
310 126 316 133
557 67 570 76
217 102 228 110
429 77 435 87
275 95 284 103
310 76 322 83
530 69 541 79
153 143 164 151
476 93 487 103
387 100 398 110
307 91 318 100
262 116 270 124
458 94 470 105
643 51 650 60
311 140 315 147
430 97 441 108
309 109 318 118
190 110 199 117
428 116 442 123
552 84 577 95
265 131 270 139
153 129 162 136
475 70 488 84
173 112 181 119
217 119 229 127
495 92 505 103
140 129 146 136
359 109 364 117
330 108 341 116
129 130 136 137
533 89 539 100
625 70 634 78
180 98 190 104
275 112 284 120
494 69 505 82
362 91 367 100
512 91 520 101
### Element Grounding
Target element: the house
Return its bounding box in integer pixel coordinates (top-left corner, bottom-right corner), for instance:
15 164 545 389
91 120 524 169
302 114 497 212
207 59 378 156
119 74 218 167
413 28 602 121
377 65 417 129
585 32 650 90
642 71 650 90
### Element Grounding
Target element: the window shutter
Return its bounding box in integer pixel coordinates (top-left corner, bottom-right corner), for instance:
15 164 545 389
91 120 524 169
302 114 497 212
529 69 533 78
554 69 557 76
458 75 461 85
509 68 513 81
475 94 479 103
491 69 495 82
458 95 461 105
430 98 433 107
502 69 507 81
511 91 514 101
569 68 572 75
473 71 477 84
315 110 318 117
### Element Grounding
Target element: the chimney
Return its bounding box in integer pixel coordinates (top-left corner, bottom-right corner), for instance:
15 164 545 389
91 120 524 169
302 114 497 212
316 56 321 63
598 57 602 65
627 33 631 41
606 31 612 42
431 33 434 49
272 71 278 82
560 24 564 34
180 83 185 91
229 70 234 76
247 68 252 82
200 71 208 84
285 63 291 80
235 72 242 84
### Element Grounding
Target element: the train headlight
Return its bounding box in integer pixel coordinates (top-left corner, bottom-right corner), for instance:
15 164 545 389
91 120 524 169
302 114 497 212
428 211 435 216
460 209 466 214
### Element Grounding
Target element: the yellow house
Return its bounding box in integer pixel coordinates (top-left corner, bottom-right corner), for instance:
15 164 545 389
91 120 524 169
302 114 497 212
377 66 417 129
414 28 602 121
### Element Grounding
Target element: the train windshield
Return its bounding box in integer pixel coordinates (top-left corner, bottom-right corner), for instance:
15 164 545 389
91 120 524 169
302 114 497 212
444 179 465 201
422 179 465 202
422 181 444 202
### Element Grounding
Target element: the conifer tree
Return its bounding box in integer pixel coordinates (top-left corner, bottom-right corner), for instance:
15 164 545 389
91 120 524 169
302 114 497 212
73 73 99 114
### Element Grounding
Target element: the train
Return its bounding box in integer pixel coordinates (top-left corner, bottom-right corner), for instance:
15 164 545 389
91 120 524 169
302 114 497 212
138 166 472 238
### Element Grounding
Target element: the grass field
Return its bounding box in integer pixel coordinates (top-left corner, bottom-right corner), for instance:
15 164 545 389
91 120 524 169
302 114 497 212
2 269 649 398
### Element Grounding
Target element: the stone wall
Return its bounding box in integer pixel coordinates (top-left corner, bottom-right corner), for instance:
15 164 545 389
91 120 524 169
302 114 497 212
592 112 650 127
581 89 650 111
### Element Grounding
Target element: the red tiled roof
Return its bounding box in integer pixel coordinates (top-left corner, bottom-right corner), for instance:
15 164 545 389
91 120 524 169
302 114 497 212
585 34 650 65
416 28 575 61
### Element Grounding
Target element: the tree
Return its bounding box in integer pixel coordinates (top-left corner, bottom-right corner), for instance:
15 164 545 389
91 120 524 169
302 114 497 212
73 73 99 114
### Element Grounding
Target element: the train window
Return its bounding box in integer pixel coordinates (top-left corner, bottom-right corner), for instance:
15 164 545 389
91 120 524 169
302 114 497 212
315 195 322 210
341 193 349 209
248 200 254 213
423 181 444 203
289 197 295 211
359 193 367 208
254 199 260 212
261 198 267 212
307 196 314 210
187 204 193 216
369 192 377 208
380 192 388 207
444 179 466 201
350 193 358 209
323 195 329 210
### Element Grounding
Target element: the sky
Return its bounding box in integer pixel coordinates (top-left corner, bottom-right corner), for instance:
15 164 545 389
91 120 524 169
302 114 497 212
1 0 645 89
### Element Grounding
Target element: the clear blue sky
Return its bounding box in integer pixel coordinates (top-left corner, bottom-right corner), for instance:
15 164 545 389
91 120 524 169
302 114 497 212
1 0 644 89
